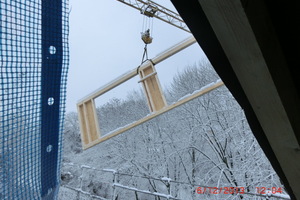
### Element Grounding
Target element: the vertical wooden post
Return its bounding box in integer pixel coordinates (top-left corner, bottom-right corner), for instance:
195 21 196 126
139 63 167 112
77 99 101 148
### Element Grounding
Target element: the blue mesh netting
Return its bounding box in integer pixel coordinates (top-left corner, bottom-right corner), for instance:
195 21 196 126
0 0 69 199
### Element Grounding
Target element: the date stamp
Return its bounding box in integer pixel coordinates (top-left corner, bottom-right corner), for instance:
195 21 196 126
196 187 245 195
195 187 283 195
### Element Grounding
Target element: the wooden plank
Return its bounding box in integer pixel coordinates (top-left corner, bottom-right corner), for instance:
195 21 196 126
77 100 101 149
83 80 224 150
84 100 100 142
140 66 154 111
77 104 89 145
83 103 92 144
138 72 157 83
92 99 102 139
139 64 167 112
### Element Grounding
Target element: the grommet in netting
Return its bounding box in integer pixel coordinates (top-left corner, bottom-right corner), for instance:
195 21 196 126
46 145 53 153
48 46 56 54
48 97 54 105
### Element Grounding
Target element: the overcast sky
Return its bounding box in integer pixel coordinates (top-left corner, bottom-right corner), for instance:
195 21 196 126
66 0 208 112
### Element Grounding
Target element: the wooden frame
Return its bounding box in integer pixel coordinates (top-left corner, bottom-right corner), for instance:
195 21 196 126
78 80 223 149
77 99 100 146
77 36 223 150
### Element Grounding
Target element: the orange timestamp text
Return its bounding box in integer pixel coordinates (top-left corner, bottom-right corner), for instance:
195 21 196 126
195 186 283 195
196 187 245 194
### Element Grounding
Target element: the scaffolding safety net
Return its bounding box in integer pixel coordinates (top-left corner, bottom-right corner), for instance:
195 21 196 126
0 0 69 199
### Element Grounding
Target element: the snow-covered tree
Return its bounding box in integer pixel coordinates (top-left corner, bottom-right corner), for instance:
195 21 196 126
60 61 286 200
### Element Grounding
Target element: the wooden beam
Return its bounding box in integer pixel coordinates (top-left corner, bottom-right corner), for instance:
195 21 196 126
139 64 167 112
77 99 101 149
138 72 157 83
78 104 89 146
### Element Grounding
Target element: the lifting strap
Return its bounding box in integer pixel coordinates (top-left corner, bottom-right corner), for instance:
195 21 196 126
141 44 149 65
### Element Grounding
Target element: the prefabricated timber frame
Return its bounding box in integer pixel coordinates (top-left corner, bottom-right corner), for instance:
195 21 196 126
77 36 224 149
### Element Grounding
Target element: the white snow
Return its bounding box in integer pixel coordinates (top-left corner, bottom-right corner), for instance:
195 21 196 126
62 185 106 200
63 162 75 166
102 168 117 174
176 79 222 102
103 120 137 137
81 165 96 170
153 192 173 199
272 193 291 199
161 177 172 183
113 183 178 199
